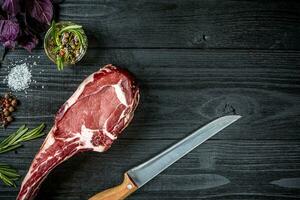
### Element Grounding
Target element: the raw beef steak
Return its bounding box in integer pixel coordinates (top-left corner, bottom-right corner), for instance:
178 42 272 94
17 64 140 200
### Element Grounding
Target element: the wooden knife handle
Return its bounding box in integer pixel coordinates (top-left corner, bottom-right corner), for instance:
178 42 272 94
89 173 138 200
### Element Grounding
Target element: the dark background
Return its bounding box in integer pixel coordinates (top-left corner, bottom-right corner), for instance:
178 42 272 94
1 0 300 199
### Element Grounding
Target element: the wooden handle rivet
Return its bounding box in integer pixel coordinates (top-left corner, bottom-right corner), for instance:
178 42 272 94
89 173 137 200
127 184 133 190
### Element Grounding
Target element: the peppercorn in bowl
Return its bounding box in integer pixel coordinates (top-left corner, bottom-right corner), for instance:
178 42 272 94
44 21 88 70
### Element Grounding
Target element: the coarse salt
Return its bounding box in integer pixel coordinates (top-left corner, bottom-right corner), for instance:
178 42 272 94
7 63 32 92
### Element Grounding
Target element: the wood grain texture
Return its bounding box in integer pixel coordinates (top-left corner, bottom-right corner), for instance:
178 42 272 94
55 0 300 49
0 49 299 140
89 173 137 200
0 0 300 199
0 140 299 199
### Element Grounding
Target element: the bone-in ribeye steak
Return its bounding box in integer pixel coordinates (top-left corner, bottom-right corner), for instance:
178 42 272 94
17 64 140 200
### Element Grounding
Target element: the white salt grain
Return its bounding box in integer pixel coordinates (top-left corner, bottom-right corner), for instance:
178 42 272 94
7 63 32 92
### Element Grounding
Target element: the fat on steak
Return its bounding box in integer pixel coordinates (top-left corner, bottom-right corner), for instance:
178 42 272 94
17 64 140 200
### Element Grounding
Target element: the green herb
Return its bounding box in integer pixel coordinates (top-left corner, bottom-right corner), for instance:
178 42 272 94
0 123 45 154
0 124 45 187
0 163 20 187
51 21 61 47
69 29 84 45
51 21 56 43
47 21 86 71
56 55 64 71
58 25 82 35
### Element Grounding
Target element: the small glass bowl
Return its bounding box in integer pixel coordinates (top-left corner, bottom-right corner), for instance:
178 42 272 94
44 21 88 67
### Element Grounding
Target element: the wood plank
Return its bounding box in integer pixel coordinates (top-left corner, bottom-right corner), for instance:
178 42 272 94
53 0 300 49
1 140 299 199
0 49 299 140
0 1 299 200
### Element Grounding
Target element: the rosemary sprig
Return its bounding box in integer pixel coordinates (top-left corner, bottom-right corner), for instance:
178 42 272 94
0 163 20 187
0 124 45 187
0 123 45 154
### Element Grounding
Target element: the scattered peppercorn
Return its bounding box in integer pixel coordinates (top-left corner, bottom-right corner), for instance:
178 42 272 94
4 111 10 117
11 99 17 107
0 93 19 127
9 106 14 112
6 116 13 122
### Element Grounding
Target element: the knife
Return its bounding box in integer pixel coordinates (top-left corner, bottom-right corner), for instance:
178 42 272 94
89 115 241 200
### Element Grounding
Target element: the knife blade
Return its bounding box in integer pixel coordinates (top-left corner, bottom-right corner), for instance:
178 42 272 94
89 115 241 200
127 115 241 187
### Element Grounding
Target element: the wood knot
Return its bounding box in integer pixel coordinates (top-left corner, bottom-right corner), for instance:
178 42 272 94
194 94 257 118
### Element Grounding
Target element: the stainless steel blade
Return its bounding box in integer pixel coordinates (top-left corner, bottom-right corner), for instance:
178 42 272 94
127 115 241 187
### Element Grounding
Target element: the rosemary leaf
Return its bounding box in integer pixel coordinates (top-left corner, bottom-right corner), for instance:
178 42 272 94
0 174 14 187
7 128 28 146
0 144 22 154
0 124 45 154
0 169 20 178
0 125 25 146
0 164 20 187
21 124 45 142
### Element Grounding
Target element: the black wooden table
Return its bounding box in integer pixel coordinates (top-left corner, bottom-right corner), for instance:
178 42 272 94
1 1 300 199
